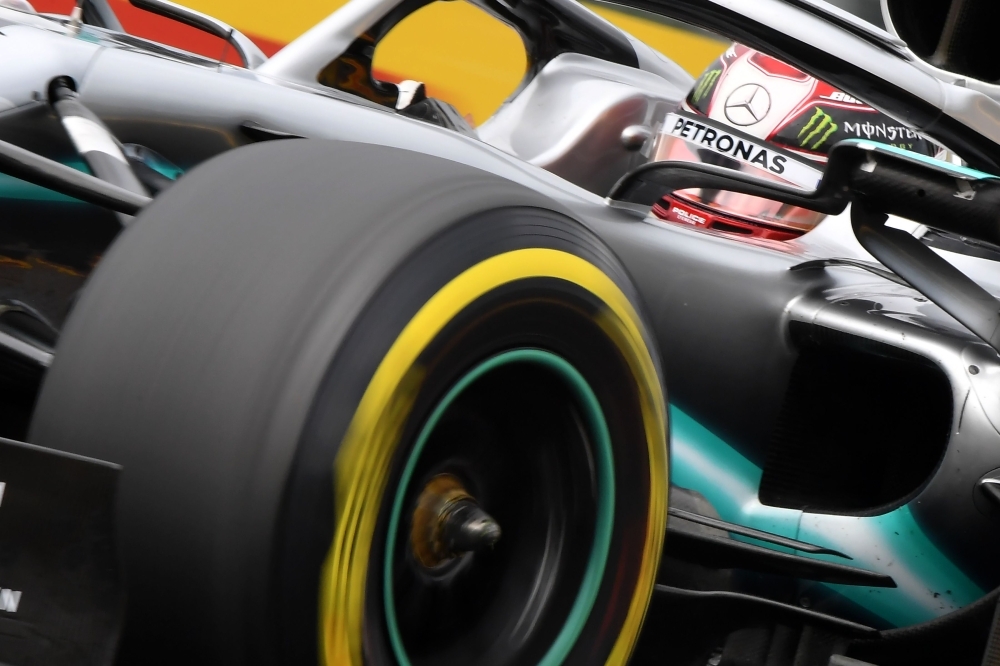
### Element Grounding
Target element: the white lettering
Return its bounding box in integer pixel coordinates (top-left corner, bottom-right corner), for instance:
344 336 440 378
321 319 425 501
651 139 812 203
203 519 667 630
842 121 920 142
659 112 823 190
1 589 21 613
821 91 865 105
671 207 707 225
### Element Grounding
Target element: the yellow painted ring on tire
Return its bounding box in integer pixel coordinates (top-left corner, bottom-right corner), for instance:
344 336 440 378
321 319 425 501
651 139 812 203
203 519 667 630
319 247 669 665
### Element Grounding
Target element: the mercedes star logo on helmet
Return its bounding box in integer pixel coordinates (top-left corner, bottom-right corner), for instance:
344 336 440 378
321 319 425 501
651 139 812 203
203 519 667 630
724 84 771 126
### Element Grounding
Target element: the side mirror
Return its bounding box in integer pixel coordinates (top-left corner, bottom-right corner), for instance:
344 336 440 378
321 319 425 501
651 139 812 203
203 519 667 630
882 0 1000 84
611 140 1000 353
129 0 267 69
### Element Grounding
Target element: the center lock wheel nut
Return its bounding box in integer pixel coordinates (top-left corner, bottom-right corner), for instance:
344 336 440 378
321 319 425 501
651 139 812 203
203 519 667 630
410 473 501 568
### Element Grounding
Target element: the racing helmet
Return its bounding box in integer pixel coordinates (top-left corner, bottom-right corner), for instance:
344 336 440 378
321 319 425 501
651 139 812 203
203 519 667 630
651 43 940 240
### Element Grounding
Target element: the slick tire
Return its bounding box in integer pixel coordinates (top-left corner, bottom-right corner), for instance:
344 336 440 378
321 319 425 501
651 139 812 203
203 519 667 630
29 140 669 666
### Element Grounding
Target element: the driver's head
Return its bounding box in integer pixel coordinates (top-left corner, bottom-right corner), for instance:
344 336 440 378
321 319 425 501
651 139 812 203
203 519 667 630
652 43 940 238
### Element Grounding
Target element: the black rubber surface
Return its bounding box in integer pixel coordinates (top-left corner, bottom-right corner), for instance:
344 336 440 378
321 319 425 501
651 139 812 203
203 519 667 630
28 139 663 665
346 270 655 666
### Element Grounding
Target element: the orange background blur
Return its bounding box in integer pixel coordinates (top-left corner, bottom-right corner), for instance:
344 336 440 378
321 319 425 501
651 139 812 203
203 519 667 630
29 0 726 125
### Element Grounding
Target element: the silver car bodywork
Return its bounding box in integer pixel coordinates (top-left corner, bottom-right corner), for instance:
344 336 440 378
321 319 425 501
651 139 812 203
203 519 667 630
0 0 999 642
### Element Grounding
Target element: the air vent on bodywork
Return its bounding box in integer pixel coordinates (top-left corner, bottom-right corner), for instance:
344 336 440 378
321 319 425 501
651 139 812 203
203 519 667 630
759 323 952 515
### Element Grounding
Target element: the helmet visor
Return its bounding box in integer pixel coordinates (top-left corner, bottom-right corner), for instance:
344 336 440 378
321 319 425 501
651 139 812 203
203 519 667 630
650 111 827 233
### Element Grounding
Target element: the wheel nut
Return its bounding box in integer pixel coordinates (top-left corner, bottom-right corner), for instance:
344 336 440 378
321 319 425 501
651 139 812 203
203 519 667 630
441 499 502 553
410 473 501 568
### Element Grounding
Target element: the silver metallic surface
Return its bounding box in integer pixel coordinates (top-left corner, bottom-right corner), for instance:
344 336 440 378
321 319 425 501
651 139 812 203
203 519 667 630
976 471 1000 519
787 0 903 51
622 28 695 87
479 53 686 194
440 499 502 555
963 344 1000 438
0 303 53 367
870 4 1000 157
0 0 999 630
0 0 35 12
68 0 82 32
0 128 150 214
50 78 148 214
786 280 1000 580
0 23 100 112
255 0 401 86
129 0 267 69
0 328 52 367
620 124 653 150
879 0 1000 105
851 207 1000 353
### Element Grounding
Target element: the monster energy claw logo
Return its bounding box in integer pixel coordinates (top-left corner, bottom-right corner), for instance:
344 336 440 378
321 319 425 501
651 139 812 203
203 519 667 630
693 69 721 104
798 107 838 150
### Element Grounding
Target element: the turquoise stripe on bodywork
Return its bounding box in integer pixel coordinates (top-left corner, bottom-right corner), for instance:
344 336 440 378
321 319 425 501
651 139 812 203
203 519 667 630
840 139 998 181
0 157 180 202
0 159 92 203
670 405 983 627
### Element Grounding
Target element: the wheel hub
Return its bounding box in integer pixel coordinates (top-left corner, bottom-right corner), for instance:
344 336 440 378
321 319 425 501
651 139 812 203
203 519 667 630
410 473 501 568
383 349 616 666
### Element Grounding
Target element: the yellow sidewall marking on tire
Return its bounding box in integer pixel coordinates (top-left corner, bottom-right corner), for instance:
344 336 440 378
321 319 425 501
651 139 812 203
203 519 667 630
320 247 668 666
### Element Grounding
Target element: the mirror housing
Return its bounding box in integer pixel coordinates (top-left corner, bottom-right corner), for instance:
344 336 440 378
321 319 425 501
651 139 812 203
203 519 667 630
611 140 1000 353
129 0 267 69
882 0 1000 84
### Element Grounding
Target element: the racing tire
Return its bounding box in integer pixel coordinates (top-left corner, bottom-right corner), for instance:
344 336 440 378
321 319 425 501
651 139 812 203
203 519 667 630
28 140 669 666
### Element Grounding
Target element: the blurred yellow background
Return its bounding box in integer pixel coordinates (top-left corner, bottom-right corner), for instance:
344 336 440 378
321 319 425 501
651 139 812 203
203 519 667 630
43 0 714 124
172 0 725 124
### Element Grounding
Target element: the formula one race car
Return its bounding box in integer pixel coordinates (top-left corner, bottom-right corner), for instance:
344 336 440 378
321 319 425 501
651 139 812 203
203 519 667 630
0 0 999 665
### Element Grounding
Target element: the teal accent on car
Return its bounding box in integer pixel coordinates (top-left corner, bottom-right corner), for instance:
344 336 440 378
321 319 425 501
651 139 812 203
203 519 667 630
384 349 615 666
0 159 91 203
0 157 181 203
671 407 800 543
840 138 997 181
798 506 983 626
149 161 183 181
76 29 103 45
670 405 983 628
